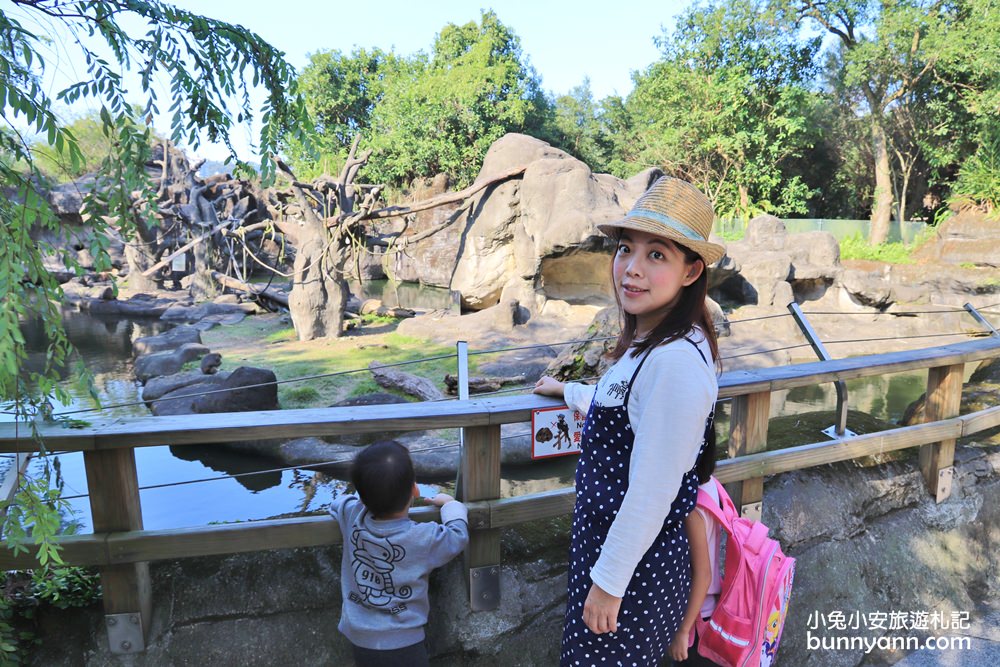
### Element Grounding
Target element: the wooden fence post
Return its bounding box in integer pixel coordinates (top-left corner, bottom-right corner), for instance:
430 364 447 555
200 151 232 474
727 391 771 520
458 424 501 611
83 449 150 654
920 363 964 502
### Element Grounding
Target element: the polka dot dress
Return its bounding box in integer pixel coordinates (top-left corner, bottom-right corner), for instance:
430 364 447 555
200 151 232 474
561 345 708 667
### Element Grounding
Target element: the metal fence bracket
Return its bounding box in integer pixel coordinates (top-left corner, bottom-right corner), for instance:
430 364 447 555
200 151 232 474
469 565 500 612
936 467 954 504
106 613 144 654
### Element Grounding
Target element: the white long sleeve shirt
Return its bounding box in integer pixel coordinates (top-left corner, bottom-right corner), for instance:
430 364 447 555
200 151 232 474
563 331 718 598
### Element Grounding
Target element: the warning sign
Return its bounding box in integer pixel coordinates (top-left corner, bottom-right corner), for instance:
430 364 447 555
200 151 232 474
531 406 585 459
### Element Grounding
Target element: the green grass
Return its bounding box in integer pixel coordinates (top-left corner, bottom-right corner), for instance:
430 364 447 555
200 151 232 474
839 227 936 264
200 315 476 409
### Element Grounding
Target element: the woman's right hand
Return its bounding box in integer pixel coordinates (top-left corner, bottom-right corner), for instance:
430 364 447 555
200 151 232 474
532 376 565 397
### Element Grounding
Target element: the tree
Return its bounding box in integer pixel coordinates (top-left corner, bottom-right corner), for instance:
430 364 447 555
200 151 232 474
791 0 962 241
284 47 402 180
546 78 611 172
613 0 820 219
293 11 550 190
0 0 306 567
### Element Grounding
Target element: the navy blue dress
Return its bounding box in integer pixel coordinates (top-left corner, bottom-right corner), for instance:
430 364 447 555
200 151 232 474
561 341 710 667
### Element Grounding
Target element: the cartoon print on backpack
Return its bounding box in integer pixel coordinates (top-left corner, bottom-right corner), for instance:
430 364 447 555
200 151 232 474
760 564 795 667
350 529 413 606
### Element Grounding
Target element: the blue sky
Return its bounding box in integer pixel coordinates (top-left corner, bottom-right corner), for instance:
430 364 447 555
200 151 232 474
7 0 691 160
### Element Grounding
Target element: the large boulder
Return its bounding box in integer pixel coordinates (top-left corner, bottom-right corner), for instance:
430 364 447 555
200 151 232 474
133 325 203 357
191 366 279 413
142 370 230 404
722 216 840 307
148 375 232 416
134 343 210 382
447 134 659 312
912 210 1000 267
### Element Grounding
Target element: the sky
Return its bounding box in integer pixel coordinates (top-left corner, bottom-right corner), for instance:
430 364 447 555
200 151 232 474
7 0 691 161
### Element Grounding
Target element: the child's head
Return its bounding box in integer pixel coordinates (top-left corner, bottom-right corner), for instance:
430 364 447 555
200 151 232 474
350 441 416 517
598 176 725 361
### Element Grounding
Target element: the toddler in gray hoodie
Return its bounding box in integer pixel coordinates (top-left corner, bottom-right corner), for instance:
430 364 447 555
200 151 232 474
330 441 469 666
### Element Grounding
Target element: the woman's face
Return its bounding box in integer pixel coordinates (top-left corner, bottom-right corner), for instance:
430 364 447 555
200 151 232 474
612 229 703 336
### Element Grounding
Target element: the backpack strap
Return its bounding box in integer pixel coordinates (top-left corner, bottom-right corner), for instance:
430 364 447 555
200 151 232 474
695 478 738 530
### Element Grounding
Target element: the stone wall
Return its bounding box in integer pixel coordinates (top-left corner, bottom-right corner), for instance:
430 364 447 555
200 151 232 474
29 444 1000 666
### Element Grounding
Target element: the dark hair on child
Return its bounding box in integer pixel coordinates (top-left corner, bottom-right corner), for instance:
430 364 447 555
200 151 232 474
694 416 717 484
350 441 415 517
608 236 721 372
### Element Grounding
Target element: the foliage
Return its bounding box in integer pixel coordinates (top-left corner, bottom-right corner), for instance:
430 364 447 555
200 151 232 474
839 234 913 263
28 111 120 183
0 565 100 663
613 0 821 218
0 0 307 586
291 11 550 189
283 47 402 180
837 226 935 263
791 0 1000 238
544 78 611 172
948 126 1000 217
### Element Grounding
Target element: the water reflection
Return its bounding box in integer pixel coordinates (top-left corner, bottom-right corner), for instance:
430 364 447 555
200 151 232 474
169 445 283 492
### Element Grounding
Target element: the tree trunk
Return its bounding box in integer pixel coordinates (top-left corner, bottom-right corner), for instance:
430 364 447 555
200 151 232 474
870 120 894 245
189 233 218 300
288 232 347 340
123 222 161 293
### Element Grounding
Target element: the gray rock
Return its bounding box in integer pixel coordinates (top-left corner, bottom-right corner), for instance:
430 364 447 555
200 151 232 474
149 376 231 415
191 366 279 413
745 214 788 250
160 301 258 323
448 134 658 313
133 325 203 357
142 370 231 403
134 343 210 382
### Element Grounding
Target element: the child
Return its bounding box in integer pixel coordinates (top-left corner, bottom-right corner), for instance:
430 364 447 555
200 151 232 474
329 440 469 667
670 430 723 666
534 176 724 666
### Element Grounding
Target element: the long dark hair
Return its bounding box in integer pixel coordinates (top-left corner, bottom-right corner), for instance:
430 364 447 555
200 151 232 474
608 236 721 371
608 236 721 483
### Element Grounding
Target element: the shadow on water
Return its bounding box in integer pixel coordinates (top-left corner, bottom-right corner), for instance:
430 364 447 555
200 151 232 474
169 445 283 492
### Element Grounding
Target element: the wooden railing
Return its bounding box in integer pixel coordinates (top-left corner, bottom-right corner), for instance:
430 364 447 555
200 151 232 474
2 335 1000 653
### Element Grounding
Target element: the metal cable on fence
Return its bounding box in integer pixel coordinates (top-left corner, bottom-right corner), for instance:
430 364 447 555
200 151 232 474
801 308 969 315
721 343 814 361
57 440 468 502
824 331 985 345
726 312 794 324
47 352 460 418
467 337 616 357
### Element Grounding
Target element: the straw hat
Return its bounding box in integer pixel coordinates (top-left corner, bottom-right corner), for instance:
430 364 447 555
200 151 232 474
598 176 726 265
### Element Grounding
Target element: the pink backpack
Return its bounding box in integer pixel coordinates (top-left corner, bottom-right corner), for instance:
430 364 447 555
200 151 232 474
693 479 796 667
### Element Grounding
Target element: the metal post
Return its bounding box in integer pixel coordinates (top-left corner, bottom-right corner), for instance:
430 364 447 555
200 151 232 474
454 341 470 498
964 303 1000 337
787 302 855 438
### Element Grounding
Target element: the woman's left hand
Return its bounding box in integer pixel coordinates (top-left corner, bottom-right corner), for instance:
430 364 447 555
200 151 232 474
583 583 622 634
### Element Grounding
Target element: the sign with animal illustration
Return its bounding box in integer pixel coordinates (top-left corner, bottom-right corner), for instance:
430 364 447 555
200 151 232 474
531 406 585 459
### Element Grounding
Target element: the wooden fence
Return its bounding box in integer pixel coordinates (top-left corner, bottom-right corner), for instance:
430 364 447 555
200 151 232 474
1 335 1000 653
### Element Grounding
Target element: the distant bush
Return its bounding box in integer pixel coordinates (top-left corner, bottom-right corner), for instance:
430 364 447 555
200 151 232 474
948 133 1000 220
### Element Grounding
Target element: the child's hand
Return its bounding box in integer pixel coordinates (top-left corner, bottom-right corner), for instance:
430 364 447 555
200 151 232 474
425 493 455 507
533 376 565 397
669 629 690 661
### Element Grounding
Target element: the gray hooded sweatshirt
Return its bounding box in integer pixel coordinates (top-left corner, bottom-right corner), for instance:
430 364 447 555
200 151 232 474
330 494 469 650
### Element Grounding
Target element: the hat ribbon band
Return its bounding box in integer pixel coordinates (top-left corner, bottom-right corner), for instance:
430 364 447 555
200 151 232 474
627 208 704 242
